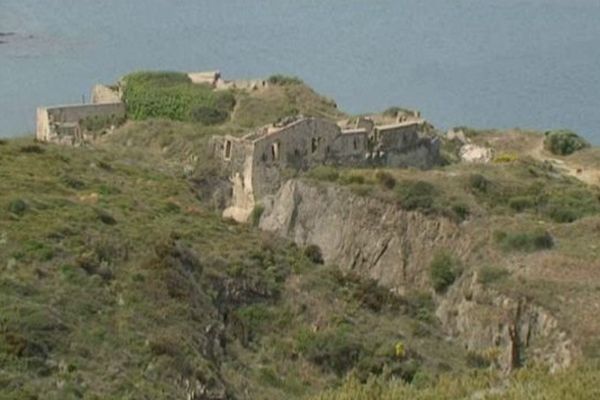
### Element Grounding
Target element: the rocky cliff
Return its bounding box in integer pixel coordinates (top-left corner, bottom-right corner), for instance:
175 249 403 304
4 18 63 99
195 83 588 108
259 179 577 371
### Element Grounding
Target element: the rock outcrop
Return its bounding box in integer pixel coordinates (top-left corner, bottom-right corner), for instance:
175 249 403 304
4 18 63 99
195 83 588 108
259 179 578 371
438 272 578 372
259 180 471 291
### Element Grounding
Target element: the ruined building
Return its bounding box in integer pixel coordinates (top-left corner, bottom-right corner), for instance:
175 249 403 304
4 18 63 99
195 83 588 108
35 72 441 224
36 85 125 145
211 114 440 221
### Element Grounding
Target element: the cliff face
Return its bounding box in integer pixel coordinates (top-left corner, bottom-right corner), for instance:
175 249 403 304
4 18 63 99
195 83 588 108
259 179 577 371
259 180 472 291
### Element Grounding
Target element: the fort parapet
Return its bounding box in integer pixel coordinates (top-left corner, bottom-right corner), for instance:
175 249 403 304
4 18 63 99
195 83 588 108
36 102 125 145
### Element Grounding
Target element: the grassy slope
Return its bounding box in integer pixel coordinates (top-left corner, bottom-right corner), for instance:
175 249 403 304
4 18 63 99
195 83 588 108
0 137 469 399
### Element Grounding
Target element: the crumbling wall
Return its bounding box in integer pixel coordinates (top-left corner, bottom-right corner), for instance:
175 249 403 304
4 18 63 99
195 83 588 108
251 118 340 199
330 130 369 164
216 79 268 91
36 103 126 144
210 135 257 222
373 122 441 168
91 85 121 104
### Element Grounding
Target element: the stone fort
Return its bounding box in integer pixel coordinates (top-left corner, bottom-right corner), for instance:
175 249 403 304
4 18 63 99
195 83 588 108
36 71 441 223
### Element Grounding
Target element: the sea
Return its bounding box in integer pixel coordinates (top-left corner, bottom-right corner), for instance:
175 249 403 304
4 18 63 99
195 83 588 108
1 0 599 144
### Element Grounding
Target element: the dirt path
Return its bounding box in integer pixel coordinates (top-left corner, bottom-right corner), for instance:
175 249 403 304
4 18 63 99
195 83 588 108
529 137 600 187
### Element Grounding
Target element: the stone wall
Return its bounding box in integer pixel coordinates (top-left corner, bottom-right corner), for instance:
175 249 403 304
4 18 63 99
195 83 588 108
212 117 441 222
91 85 121 104
36 103 126 144
373 122 441 168
330 130 369 165
251 118 340 198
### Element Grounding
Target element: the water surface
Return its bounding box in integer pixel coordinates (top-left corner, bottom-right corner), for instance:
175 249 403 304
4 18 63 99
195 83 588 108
1 0 599 144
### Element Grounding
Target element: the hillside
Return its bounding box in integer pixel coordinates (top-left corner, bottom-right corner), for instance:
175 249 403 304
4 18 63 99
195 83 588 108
2 75 600 399
0 137 470 399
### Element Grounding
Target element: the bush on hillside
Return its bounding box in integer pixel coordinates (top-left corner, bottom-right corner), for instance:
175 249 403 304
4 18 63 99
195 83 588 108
340 173 365 185
543 130 589 156
295 327 364 376
250 204 265 227
308 166 340 182
395 180 438 212
477 266 510 285
542 188 600 223
304 244 324 264
375 171 396 189
429 251 460 293
468 174 490 193
8 199 28 216
267 74 304 86
450 203 470 221
19 144 44 154
122 71 235 124
494 230 554 252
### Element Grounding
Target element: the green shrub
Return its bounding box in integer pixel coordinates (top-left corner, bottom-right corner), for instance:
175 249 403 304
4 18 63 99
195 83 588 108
80 114 125 132
375 171 396 189
267 74 304 86
331 270 401 312
396 180 438 212
8 199 28 216
494 230 554 252
122 71 235 124
19 144 44 154
477 266 510 285
541 188 600 223
296 327 364 376
405 291 435 322
546 206 578 223
508 196 536 212
95 209 117 226
466 350 491 369
451 203 470 221
468 174 490 193
233 304 273 342
60 175 85 190
304 244 324 264
250 204 265 227
544 130 590 155
429 252 460 293
308 166 339 182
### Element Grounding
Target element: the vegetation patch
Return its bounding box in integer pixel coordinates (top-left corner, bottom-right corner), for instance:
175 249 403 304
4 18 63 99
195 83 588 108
7 199 28 216
80 114 126 132
544 130 590 155
250 204 265 227
296 326 365 376
494 230 554 252
395 180 438 212
477 266 510 285
267 74 304 86
429 251 461 293
122 71 235 124
375 170 396 189
308 165 340 182
304 244 324 264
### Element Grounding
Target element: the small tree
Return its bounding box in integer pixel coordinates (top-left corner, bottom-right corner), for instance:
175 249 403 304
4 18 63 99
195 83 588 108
543 130 589 156
429 251 460 293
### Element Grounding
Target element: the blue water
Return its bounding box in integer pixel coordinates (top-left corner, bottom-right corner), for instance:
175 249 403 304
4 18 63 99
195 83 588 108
1 0 600 144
